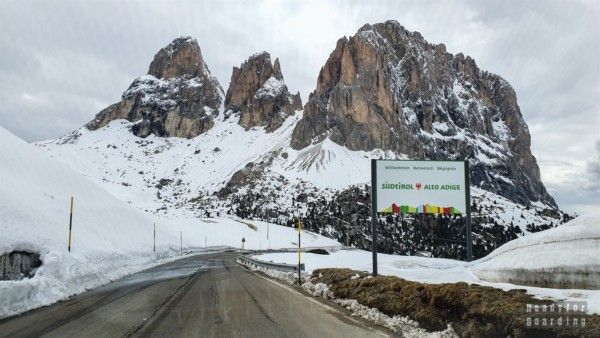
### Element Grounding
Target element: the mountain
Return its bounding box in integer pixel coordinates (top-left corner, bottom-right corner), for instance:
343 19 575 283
291 21 554 208
37 22 569 261
87 37 224 139
225 51 302 131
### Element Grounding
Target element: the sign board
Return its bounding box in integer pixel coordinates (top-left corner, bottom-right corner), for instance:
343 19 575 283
373 160 468 215
370 159 472 274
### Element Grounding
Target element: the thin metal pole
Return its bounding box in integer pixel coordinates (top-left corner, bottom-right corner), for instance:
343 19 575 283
371 160 378 276
68 197 74 252
465 161 473 262
180 231 182 255
153 223 156 253
297 218 302 285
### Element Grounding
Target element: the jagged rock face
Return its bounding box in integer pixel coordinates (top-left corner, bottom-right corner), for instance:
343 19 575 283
225 52 302 132
291 21 555 207
87 37 224 139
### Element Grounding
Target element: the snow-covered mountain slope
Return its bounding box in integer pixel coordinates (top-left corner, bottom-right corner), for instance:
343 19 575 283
38 114 559 227
36 112 567 260
0 125 339 318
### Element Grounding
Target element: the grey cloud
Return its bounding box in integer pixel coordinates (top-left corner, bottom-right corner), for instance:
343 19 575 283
0 0 598 212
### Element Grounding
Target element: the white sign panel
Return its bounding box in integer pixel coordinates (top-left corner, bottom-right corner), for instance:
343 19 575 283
373 160 468 215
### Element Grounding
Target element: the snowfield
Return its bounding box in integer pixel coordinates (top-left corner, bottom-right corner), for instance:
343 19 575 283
255 213 600 315
36 116 562 233
0 126 339 318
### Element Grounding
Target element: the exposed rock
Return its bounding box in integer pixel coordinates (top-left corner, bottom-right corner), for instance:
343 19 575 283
290 21 555 207
0 251 42 281
225 52 302 132
217 156 276 197
87 37 224 138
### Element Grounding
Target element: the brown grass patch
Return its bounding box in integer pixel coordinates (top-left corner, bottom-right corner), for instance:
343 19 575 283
312 268 600 337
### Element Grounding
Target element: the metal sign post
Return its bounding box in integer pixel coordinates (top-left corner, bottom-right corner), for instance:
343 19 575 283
465 161 472 262
371 160 378 276
153 223 156 253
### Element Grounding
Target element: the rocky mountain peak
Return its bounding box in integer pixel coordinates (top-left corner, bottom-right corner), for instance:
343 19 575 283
87 37 223 139
291 20 555 207
224 52 302 132
273 57 283 80
148 37 207 79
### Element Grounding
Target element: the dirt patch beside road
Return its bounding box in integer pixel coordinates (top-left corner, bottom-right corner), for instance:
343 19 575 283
312 268 600 337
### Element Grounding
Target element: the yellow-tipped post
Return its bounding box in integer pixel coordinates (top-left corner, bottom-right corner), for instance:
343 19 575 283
68 197 74 252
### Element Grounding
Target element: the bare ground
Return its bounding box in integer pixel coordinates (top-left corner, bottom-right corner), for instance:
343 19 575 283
311 268 600 337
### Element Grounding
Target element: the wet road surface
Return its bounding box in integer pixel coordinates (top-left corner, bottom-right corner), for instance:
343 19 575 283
0 252 390 338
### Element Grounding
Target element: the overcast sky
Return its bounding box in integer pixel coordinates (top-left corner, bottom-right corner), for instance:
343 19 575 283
1 0 598 213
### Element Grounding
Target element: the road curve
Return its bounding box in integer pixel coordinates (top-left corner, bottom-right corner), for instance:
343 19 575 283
0 252 391 338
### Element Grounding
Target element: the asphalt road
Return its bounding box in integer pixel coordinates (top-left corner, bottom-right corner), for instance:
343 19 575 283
0 252 391 338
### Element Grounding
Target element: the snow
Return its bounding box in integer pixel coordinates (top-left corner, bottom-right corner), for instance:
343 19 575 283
432 121 449 132
274 138 392 190
330 297 456 337
471 186 558 232
472 212 600 287
255 250 473 284
254 76 285 99
36 111 561 236
35 113 394 214
0 125 339 318
255 218 600 316
122 74 211 110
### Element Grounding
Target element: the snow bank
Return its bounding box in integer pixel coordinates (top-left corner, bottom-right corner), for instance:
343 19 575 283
255 249 472 284
0 126 184 317
472 212 600 289
254 239 600 314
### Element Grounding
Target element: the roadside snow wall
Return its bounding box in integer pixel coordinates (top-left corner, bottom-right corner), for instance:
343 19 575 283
473 213 600 289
